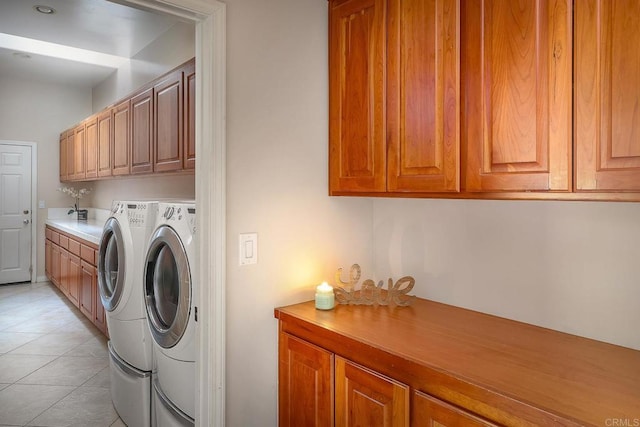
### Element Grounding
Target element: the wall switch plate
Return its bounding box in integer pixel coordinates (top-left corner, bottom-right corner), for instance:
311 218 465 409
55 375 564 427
39 200 45 209
239 233 258 266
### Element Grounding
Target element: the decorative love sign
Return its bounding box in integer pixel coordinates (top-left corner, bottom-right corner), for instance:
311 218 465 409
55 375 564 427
334 264 416 306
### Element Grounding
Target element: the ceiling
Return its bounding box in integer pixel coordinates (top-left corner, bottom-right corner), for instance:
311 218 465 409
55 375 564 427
0 0 186 88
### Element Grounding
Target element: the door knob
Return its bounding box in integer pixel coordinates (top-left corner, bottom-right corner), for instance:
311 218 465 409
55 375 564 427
23 219 29 224
23 210 29 214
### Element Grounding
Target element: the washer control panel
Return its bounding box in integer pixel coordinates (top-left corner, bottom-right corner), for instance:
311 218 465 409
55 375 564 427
161 204 196 235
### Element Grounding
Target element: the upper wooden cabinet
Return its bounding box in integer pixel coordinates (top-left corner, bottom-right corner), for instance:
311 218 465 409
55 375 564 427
59 131 68 182
387 0 460 192
328 0 460 194
413 391 498 427
154 69 183 172
84 116 98 179
462 0 572 192
131 87 154 175
184 61 196 170
329 0 386 193
329 0 640 200
112 99 131 176
574 0 640 191
72 123 86 181
59 58 195 182
97 110 112 178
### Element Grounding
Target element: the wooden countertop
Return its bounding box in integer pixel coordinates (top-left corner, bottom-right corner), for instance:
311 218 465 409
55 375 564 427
275 299 640 426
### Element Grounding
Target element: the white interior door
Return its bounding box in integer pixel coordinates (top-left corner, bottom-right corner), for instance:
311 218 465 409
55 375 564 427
0 143 32 284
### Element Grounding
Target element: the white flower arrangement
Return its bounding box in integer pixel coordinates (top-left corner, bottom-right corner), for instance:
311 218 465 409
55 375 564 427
57 186 91 215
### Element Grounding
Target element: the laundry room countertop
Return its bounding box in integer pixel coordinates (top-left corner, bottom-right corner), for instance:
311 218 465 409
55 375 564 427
45 219 106 245
46 208 109 245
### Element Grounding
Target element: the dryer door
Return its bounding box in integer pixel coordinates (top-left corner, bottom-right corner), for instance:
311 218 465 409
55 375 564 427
144 225 191 349
98 217 126 311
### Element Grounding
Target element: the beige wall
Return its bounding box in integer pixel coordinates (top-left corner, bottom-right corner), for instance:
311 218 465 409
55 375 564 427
92 21 195 112
0 76 92 279
225 0 373 424
372 199 640 350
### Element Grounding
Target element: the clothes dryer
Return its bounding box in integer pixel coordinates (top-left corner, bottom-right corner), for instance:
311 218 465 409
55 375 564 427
144 201 197 425
98 200 158 427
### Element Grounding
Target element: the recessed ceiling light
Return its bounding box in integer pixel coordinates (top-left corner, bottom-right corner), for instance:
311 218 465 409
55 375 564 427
33 5 56 15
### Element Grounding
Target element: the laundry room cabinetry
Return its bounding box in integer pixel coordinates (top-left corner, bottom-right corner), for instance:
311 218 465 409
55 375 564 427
45 225 107 337
59 58 195 183
275 298 640 426
328 0 640 201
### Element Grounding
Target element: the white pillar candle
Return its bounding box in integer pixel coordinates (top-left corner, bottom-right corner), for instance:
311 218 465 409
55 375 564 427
315 282 335 310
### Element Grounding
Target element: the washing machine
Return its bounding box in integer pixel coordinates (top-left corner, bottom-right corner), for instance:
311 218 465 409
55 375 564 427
98 200 158 427
143 201 197 425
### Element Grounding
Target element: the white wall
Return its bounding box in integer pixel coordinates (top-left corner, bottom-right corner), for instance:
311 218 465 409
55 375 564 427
92 21 195 111
0 76 92 279
225 0 373 425
90 174 194 209
372 199 640 350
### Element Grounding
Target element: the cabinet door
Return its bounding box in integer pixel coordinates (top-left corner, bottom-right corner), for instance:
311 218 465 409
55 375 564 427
279 332 334 427
412 391 498 427
59 248 69 295
84 117 98 179
97 110 112 177
92 262 107 336
112 100 131 176
154 69 183 172
59 131 68 182
68 254 81 308
66 130 76 182
184 60 196 170
131 87 154 175
387 0 460 192
80 260 94 320
335 356 409 427
462 0 572 192
575 0 640 191
329 0 386 193
45 239 52 278
73 124 86 181
51 244 60 288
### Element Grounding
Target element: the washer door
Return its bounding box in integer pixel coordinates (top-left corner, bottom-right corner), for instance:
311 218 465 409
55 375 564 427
144 225 191 349
98 217 126 312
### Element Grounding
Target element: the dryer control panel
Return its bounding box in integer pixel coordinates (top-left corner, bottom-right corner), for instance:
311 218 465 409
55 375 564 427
162 204 196 235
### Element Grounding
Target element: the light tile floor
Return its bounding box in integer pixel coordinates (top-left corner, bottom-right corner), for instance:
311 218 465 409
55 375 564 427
0 281 125 427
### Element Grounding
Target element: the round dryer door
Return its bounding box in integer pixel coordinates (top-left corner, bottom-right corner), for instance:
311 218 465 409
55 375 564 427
98 217 126 311
144 225 191 349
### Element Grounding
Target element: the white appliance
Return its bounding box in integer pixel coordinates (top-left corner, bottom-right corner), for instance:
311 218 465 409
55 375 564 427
98 200 158 427
144 202 197 425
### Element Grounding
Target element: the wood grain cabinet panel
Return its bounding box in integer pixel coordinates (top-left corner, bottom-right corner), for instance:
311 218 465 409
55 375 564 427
68 253 81 308
84 117 98 179
184 61 196 170
131 88 154 175
329 0 387 193
59 131 68 182
575 0 640 191
387 0 460 192
335 356 409 427
73 124 86 181
462 0 572 192
80 260 94 322
59 248 69 296
154 70 183 172
97 110 112 178
113 100 131 176
66 130 75 182
279 332 334 427
51 244 60 289
412 391 498 427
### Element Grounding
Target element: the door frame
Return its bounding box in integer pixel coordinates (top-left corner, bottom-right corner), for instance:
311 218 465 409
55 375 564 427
120 1 226 426
0 140 38 284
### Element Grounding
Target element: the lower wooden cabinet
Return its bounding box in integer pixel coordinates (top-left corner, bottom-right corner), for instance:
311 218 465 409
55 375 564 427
335 356 408 427
412 391 497 427
45 226 107 337
279 332 410 427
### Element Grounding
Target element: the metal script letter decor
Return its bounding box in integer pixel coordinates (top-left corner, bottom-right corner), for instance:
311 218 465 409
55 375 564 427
333 264 416 306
